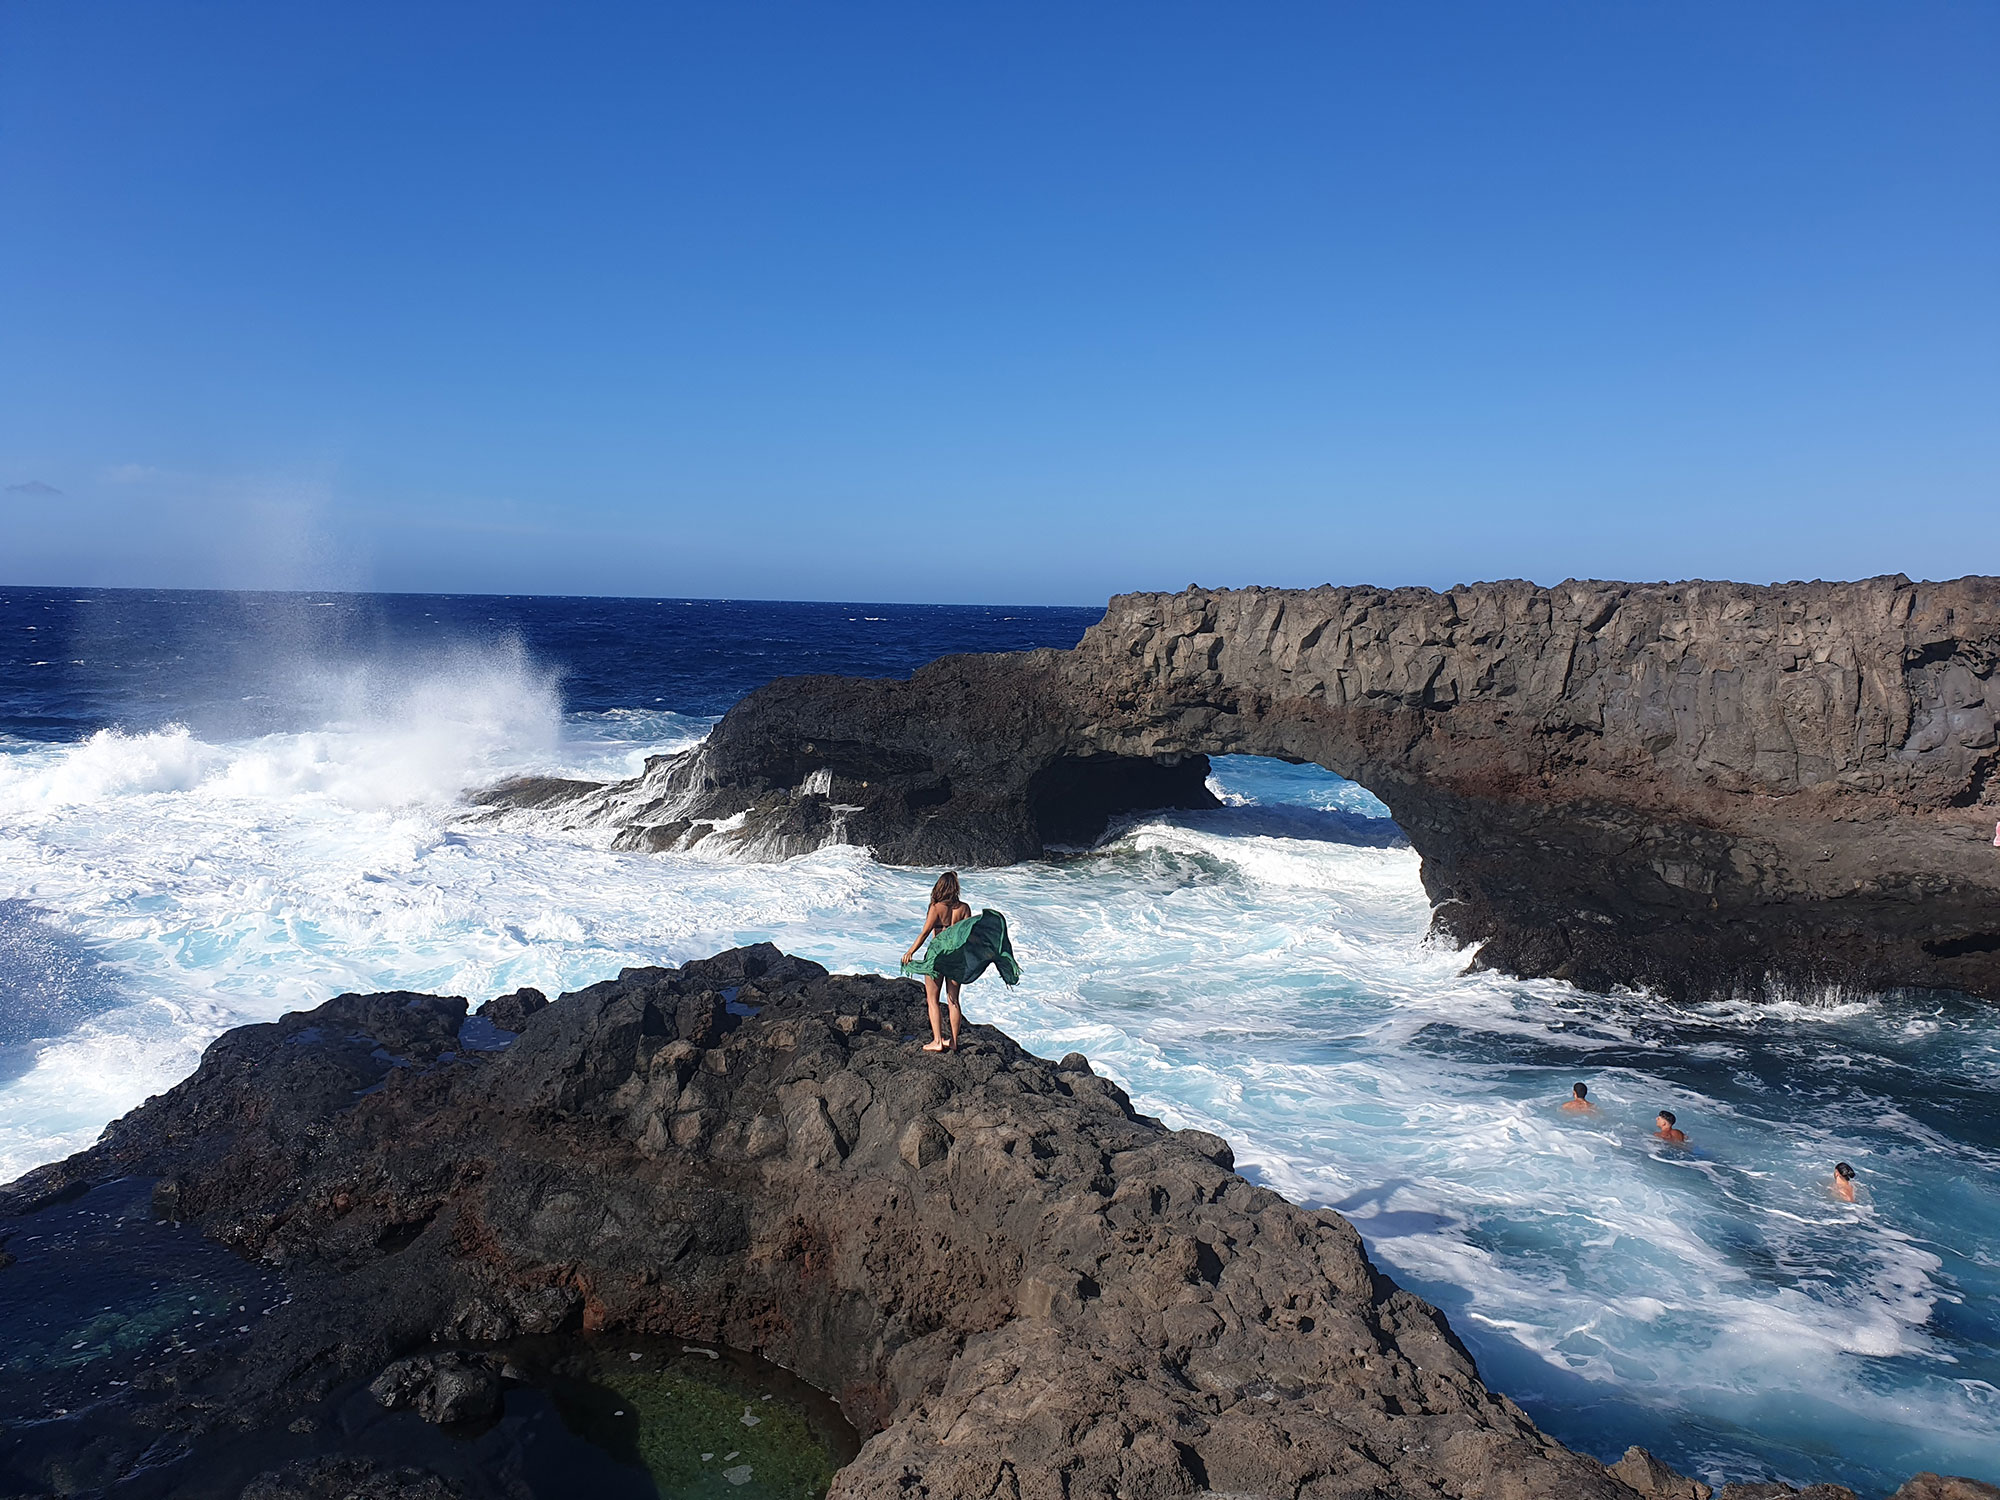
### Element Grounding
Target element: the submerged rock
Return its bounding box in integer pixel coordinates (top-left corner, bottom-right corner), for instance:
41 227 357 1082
241 1456 464 1500
1 948 1986 1498
370 1352 503 1425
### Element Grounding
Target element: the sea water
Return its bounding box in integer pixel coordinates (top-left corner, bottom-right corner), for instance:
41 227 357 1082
0 587 1995 1495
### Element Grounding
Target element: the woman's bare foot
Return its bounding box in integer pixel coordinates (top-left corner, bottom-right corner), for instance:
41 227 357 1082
922 1039 950 1052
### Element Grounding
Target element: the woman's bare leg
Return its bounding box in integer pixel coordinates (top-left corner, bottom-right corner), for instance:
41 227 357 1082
946 979 963 1050
922 975 950 1051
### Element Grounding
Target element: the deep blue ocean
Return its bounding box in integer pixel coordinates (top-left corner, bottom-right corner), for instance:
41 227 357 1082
0 588 1103 742
1 586 1995 1495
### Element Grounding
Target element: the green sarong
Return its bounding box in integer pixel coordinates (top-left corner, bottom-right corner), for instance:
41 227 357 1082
901 909 1021 987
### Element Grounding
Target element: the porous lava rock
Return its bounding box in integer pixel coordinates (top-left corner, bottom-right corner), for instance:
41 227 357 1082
1614 1445 1715 1499
240 1457 464 1500
474 985 547 1033
368 1352 503 1426
0 949 1639 1498
5 949 1988 1498
487 578 2000 1003
1887 1477 2000 1500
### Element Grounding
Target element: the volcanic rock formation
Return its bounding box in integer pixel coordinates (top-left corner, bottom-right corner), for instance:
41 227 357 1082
6 949 1993 1498
482 577 2000 1002
0 949 1674 1498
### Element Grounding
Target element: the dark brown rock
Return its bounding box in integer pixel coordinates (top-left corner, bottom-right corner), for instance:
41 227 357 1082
2 949 1639 1499
462 775 601 812
1890 1476 2000 1500
5 946 1963 1498
497 577 2000 1002
368 1352 502 1425
240 1456 463 1500
1174 1127 1235 1170
475 986 547 1033
1613 1444 1714 1499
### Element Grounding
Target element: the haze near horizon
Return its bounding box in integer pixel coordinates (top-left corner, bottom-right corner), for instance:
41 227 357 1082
1 2 1994 604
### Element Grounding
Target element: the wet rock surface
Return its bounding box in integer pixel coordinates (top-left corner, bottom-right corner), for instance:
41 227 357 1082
475 987 548 1035
369 1354 504 1427
1614 1445 1715 1499
3 948 1988 1498
493 578 2000 1002
1887 1477 2000 1500
238 1457 463 1500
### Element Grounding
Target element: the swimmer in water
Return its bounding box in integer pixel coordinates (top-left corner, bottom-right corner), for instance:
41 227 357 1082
1655 1110 1688 1145
1561 1081 1599 1114
1833 1161 1857 1202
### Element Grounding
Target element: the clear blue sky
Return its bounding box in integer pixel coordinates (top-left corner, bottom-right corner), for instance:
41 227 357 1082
2 3 1994 604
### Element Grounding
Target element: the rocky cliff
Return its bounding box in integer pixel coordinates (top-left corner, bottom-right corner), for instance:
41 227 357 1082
487 577 2000 1003
5 952 1990 1499
13 951 1988 1500
0 951 1657 1499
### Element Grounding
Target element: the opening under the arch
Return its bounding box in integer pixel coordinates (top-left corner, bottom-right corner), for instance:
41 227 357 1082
1202 754 1407 849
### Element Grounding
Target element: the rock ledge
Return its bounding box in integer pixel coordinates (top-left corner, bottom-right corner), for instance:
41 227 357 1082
4 948 1991 1500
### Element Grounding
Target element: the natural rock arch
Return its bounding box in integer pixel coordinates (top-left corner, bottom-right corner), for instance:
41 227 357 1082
488 576 2000 1003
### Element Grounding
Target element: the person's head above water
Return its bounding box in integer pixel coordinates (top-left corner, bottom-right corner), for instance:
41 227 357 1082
1835 1162 1855 1181
1655 1110 1687 1142
1657 1110 1675 1127
1573 1082 1588 1100
931 870 961 909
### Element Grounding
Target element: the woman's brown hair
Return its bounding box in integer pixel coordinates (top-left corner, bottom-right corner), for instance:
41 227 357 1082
930 870 961 908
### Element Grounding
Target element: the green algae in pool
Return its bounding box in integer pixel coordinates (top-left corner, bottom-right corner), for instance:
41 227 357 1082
522 1338 859 1499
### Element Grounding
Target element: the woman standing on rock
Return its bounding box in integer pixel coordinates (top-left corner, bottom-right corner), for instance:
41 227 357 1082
901 870 1021 1052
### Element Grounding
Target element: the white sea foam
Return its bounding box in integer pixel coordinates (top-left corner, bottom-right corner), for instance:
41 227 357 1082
0 644 570 817
0 725 226 810
0 708 1994 1490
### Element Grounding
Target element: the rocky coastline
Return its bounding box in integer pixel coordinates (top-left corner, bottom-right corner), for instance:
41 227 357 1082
2 948 1993 1499
479 576 2000 1004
